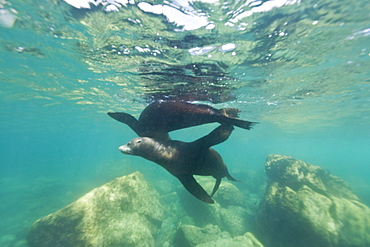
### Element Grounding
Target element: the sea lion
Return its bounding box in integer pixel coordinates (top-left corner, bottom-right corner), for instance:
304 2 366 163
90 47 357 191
108 101 257 140
118 124 237 203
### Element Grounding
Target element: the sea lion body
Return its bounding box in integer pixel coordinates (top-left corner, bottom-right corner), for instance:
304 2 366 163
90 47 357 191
120 139 227 177
108 101 256 140
119 124 237 203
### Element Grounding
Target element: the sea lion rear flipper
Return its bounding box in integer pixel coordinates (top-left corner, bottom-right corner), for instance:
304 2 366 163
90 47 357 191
210 178 221 197
226 171 238 182
192 124 234 148
107 112 140 135
220 117 258 130
176 175 214 204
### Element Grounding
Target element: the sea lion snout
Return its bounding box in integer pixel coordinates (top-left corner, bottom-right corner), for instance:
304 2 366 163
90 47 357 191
118 144 134 155
119 138 146 155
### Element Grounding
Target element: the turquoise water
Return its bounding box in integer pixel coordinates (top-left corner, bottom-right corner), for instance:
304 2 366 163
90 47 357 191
1 0 370 246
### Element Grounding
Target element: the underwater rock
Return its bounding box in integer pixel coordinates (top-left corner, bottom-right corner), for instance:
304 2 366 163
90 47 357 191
174 224 231 246
256 154 370 247
175 224 263 247
197 232 264 247
213 181 246 207
155 191 192 247
178 177 254 236
155 179 176 195
27 172 163 247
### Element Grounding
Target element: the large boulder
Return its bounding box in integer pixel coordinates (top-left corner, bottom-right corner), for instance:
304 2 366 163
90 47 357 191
256 154 370 247
27 172 163 247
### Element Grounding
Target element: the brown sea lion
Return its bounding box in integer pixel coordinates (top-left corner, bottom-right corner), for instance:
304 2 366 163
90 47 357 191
108 101 257 140
118 124 237 203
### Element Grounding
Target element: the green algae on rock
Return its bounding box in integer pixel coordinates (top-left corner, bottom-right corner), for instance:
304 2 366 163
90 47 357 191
256 154 370 247
27 172 163 247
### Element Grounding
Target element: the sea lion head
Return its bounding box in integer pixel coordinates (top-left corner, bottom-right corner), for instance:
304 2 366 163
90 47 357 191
119 137 157 156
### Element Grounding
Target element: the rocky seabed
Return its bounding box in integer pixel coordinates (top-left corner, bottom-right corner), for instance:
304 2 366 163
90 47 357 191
28 155 370 247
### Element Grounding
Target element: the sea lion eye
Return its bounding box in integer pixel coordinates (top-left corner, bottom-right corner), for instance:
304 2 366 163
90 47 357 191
136 140 142 144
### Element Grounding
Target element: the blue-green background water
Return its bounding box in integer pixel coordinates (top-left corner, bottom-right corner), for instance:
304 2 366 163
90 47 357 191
1 0 370 246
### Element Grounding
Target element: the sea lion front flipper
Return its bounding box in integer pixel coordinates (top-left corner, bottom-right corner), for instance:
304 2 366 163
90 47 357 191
176 175 214 204
192 124 234 149
210 177 221 197
107 112 140 135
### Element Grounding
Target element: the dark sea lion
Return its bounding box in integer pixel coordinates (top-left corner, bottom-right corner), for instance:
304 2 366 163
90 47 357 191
118 124 237 203
108 101 257 140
